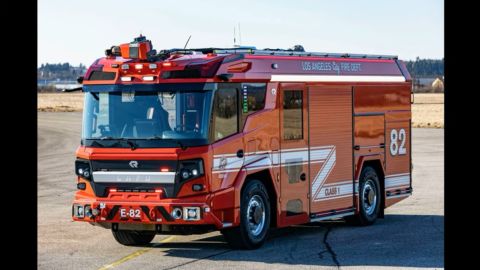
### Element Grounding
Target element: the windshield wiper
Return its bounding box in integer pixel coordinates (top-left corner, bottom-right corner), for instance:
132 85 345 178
99 137 138 150
91 140 107 147
146 136 187 150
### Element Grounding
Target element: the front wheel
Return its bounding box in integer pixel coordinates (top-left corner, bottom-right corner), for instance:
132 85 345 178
112 230 156 246
221 180 271 249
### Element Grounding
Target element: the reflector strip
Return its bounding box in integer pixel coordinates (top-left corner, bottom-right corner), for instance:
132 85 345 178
271 75 406 82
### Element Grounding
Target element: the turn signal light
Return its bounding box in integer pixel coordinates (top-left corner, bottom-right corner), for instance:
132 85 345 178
192 184 204 192
162 62 176 67
77 182 86 190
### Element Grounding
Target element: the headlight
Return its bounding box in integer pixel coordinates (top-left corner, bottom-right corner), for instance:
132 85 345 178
75 159 91 180
177 159 204 182
180 169 190 180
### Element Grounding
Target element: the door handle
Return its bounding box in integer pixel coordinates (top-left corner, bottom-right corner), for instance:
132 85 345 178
237 149 244 158
300 173 306 181
379 143 385 149
353 145 360 151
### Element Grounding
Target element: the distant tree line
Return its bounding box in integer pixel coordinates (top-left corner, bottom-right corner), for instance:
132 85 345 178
38 63 86 81
404 57 444 78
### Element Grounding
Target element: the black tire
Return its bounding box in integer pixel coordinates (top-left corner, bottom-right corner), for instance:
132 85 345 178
347 166 382 226
112 230 156 246
221 180 271 249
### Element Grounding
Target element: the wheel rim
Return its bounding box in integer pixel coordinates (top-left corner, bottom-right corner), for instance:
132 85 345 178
247 195 266 236
362 180 377 216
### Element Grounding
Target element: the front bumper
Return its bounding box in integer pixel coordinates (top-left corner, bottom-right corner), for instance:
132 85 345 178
72 191 227 229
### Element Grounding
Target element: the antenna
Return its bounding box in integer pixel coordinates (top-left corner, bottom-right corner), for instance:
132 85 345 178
183 35 192 49
238 23 242 45
233 26 236 46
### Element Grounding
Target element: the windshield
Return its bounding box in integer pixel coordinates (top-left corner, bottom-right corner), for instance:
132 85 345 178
82 89 213 147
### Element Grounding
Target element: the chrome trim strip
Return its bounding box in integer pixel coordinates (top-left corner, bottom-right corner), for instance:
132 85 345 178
92 171 176 184
386 193 411 199
310 211 355 222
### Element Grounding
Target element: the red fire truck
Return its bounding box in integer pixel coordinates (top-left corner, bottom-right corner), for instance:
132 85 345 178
72 35 412 249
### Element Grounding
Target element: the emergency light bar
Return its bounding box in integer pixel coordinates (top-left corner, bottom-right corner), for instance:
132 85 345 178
106 35 156 61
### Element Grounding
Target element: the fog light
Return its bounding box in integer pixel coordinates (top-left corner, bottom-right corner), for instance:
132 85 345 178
192 184 203 192
183 207 200 221
77 182 86 190
135 64 143 70
171 208 182 219
188 209 196 218
84 205 92 218
74 204 84 218
121 76 132 82
149 63 157 69
121 64 129 70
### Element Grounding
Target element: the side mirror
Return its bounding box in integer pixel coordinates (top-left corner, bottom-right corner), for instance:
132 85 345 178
77 76 84 84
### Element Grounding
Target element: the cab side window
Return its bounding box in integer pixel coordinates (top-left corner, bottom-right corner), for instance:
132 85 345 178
213 88 238 141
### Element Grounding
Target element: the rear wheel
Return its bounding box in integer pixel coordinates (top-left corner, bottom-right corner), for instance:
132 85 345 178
221 180 271 249
347 166 382 225
112 230 156 246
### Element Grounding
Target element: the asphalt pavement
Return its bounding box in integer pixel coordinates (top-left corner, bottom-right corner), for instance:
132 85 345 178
38 112 444 270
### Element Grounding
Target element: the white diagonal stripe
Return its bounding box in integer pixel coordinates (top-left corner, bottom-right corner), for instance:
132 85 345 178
311 146 336 198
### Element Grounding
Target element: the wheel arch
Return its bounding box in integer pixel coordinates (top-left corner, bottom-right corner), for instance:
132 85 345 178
242 170 278 228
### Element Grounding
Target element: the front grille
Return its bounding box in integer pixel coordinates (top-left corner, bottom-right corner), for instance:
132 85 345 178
89 160 178 198
91 160 177 171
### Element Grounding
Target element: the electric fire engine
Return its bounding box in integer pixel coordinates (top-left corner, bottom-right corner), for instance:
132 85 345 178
72 35 412 249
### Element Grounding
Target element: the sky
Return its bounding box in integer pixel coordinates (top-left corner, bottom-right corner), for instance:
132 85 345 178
38 0 443 67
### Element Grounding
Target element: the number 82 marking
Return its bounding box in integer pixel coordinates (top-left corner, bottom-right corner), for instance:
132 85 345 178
390 128 407 156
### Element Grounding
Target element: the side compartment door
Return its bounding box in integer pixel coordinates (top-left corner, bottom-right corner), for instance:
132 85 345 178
309 86 354 217
278 84 310 226
353 114 386 209
385 114 412 204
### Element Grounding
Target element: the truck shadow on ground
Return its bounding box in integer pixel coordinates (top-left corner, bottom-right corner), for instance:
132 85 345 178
150 214 444 268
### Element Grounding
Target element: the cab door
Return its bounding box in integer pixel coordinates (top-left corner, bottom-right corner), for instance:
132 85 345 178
210 84 245 193
278 83 310 227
